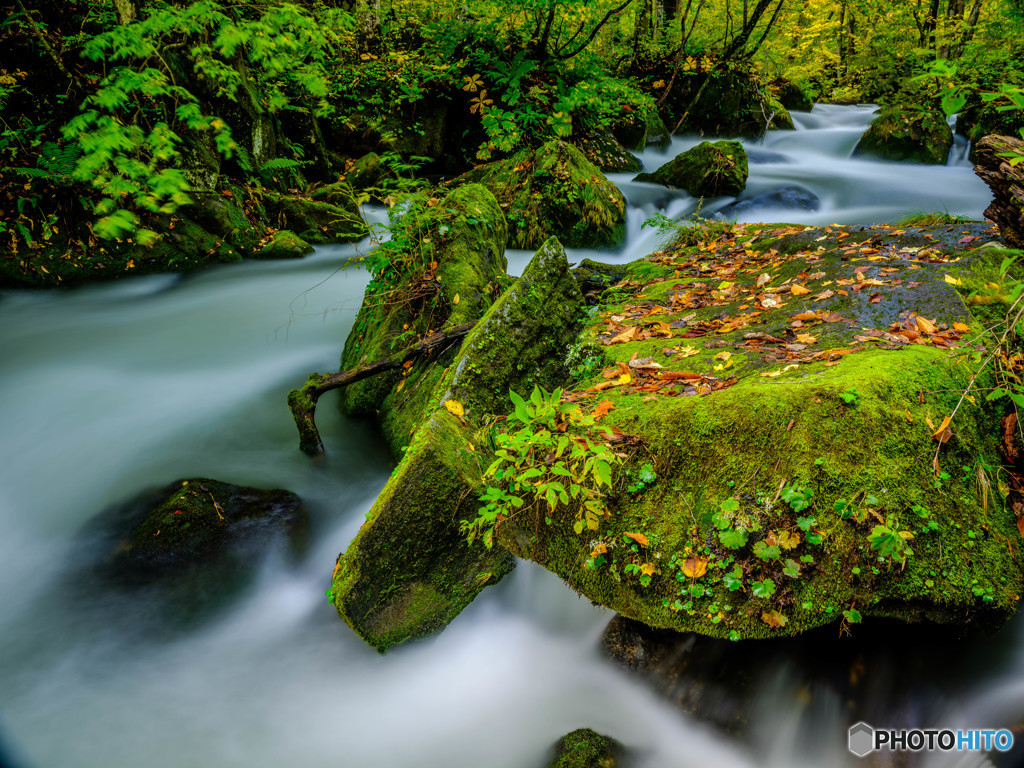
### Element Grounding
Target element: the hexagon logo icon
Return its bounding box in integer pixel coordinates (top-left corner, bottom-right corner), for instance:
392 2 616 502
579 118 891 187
848 722 875 757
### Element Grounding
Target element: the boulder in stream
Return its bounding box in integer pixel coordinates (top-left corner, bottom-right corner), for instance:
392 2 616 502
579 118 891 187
255 229 314 259
103 478 307 581
493 222 1023 640
453 139 627 250
545 728 627 768
853 103 953 164
327 185 587 650
714 185 820 219
634 140 748 198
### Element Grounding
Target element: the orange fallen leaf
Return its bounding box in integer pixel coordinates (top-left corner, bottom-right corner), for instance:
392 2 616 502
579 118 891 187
593 399 615 419
953 322 971 332
640 563 656 577
624 531 649 546
681 557 708 578
791 284 811 296
915 315 937 334
609 327 638 345
932 415 952 439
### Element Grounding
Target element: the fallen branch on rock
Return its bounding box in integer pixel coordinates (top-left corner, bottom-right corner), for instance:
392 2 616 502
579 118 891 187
287 322 476 456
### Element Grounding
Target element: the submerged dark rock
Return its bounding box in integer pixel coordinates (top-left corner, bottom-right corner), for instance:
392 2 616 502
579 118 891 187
714 185 820 219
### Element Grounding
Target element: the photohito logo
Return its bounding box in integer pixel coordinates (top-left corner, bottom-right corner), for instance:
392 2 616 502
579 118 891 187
848 722 1014 757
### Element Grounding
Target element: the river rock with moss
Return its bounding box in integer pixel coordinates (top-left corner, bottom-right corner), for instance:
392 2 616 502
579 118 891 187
304 193 1024 648
496 223 1023 639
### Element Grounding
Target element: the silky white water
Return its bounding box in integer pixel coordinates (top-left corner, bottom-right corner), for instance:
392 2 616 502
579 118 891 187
0 105 1016 768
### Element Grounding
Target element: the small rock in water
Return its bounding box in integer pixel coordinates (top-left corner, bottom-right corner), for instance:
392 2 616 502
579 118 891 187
746 150 792 164
545 728 626 768
714 185 820 219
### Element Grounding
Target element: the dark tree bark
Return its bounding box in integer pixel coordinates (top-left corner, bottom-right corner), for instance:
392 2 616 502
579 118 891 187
975 135 1024 249
287 323 476 456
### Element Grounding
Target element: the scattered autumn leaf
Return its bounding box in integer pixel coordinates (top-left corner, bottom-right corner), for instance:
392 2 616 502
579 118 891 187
624 531 649 546
444 399 465 418
791 284 811 295
762 610 789 628
681 557 708 578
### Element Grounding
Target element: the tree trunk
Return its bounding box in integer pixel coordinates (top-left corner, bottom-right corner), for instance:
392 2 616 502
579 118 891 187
287 322 476 455
974 135 1024 249
112 0 136 25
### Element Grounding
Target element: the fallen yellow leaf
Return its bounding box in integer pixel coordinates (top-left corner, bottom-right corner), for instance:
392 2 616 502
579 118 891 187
681 557 708 578
444 400 465 418
791 284 811 295
915 315 937 334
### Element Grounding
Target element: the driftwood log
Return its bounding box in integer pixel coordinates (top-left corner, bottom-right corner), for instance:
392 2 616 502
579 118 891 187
975 135 1024 249
287 322 475 456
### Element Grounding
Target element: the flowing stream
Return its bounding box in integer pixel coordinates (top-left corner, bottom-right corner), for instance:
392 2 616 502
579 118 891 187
0 105 1015 768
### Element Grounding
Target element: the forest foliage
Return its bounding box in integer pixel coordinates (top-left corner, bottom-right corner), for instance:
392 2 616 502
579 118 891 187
0 0 1022 274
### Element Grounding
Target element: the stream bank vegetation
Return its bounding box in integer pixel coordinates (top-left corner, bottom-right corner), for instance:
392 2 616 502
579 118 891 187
5 0 1024 654
3 0 1023 286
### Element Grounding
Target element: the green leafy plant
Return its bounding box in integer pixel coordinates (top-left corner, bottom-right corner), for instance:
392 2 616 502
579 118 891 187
462 385 621 548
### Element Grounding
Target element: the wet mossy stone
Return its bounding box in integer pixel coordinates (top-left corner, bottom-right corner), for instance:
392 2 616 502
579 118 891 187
262 188 367 244
454 139 627 250
339 184 508 449
634 140 748 198
328 411 515 652
343 151 388 190
574 258 629 304
771 78 814 113
256 230 314 259
545 728 626 768
613 107 673 152
575 131 642 173
853 103 953 164
439 237 586 417
497 229 1024 640
102 478 307 581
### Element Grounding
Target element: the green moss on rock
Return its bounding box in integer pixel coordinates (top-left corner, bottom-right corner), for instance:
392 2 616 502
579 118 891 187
328 412 515 652
854 103 953 164
262 188 367 244
546 728 625 768
454 140 626 250
575 132 642 173
497 224 1024 640
339 184 508 450
440 236 586 418
634 140 748 197
256 230 314 259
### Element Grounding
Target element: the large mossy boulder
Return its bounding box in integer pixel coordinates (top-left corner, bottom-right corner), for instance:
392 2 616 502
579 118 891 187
574 132 642 173
262 186 367 244
854 103 953 164
496 222 1024 640
545 728 626 768
771 78 814 113
329 237 586 651
339 183 509 450
667 70 793 138
975 135 1024 249
454 140 627 250
255 229 314 259
327 411 516 652
612 106 673 152
634 140 748 197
